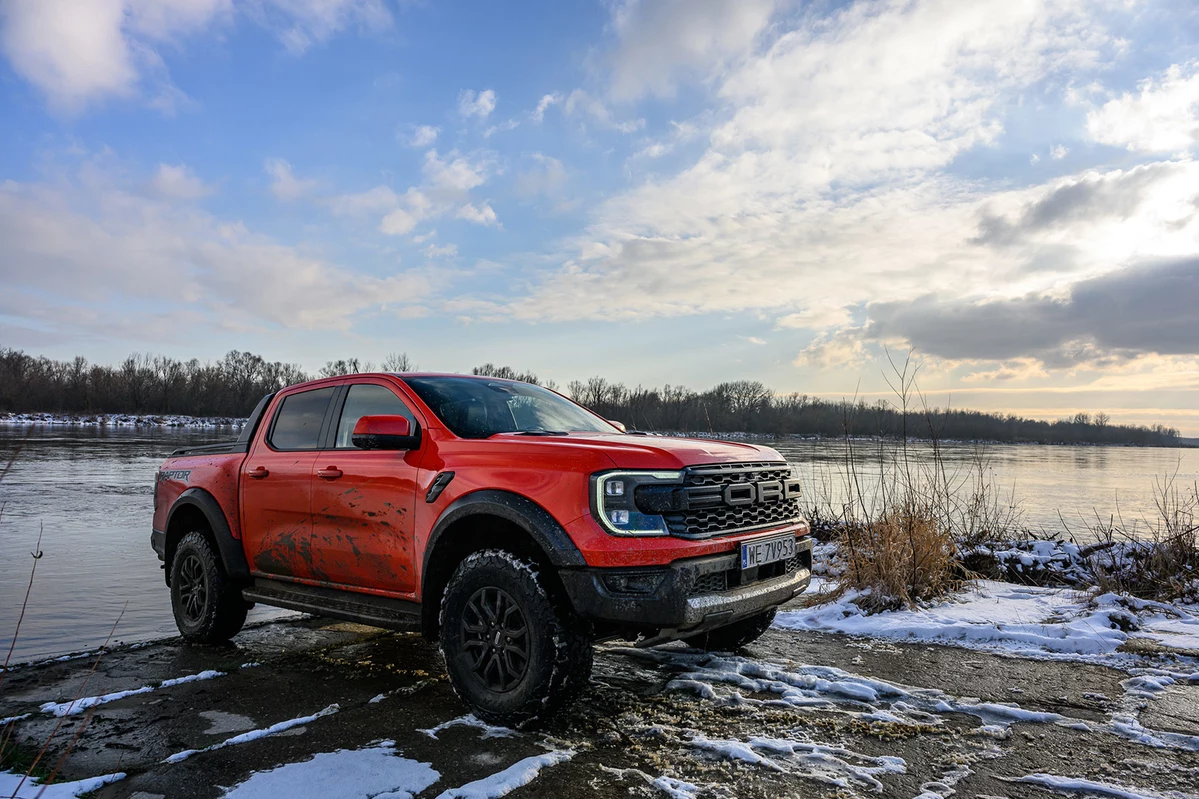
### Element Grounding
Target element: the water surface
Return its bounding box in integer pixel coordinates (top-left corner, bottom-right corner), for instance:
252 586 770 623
0 427 1192 663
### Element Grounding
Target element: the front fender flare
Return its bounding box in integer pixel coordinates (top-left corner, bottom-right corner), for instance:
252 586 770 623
423 489 586 578
165 488 251 583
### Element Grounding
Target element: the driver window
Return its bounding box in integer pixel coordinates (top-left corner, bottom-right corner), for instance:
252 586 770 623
334 384 416 448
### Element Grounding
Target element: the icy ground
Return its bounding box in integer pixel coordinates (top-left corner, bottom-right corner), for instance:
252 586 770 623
1 598 1198 798
779 577 1199 661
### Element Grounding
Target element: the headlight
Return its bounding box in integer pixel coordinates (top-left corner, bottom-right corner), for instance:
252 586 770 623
591 470 683 536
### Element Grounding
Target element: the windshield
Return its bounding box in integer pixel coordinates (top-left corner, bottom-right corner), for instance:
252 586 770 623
403 376 617 439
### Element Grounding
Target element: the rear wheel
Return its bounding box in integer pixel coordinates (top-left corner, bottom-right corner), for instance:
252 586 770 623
683 608 776 652
170 531 248 644
440 549 592 728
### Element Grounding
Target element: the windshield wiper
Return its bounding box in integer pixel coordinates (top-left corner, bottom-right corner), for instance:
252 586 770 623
513 429 567 436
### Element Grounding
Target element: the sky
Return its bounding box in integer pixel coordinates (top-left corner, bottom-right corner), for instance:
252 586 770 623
1 1 1198 434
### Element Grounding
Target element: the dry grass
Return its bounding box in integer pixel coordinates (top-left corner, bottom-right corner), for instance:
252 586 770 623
834 502 967 612
1081 473 1198 603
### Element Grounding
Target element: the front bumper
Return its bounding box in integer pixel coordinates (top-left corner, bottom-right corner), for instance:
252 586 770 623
151 528 166 560
559 535 813 643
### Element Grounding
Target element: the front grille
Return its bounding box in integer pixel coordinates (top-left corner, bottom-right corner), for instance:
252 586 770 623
687 551 807 596
658 462 803 538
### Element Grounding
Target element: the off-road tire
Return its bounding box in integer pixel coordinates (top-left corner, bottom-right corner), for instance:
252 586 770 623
439 549 592 728
170 530 248 644
683 608 777 652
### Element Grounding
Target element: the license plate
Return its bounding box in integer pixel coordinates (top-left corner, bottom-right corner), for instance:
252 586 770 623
741 535 796 570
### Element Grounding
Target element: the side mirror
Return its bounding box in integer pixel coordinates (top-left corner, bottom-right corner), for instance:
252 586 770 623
352 415 420 450
608 420 627 433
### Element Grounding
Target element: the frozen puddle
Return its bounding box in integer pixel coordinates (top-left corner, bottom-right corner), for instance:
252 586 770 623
222 740 439 798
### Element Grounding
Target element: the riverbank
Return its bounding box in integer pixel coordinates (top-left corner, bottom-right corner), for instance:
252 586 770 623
3 603 1199 799
0 412 246 429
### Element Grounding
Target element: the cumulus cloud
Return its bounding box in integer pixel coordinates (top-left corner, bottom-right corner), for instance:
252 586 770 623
458 88 496 118
0 0 390 112
1087 61 1199 153
150 163 213 199
456 202 499 227
264 158 318 201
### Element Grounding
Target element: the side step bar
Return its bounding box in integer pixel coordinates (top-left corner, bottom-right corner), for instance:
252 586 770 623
243 578 422 632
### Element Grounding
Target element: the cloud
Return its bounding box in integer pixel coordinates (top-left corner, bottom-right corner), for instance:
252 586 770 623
458 88 496 118
859 258 1199 365
0 0 390 112
335 149 498 237
407 125 440 147
514 153 567 197
507 0 1124 333
264 158 318 201
150 163 213 199
532 92 561 122
970 161 1189 248
604 0 779 101
1087 61 1199 153
564 89 644 132
260 0 391 54
329 185 398 215
0 161 434 334
423 243 457 259
1050 144 1069 159
456 202 499 227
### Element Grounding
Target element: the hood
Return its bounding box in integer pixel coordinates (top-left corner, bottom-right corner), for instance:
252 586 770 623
489 432 784 470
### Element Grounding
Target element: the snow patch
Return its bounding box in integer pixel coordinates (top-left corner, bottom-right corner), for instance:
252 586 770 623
165 704 339 764
222 739 439 798
689 733 905 791
777 580 1199 660
0 769 124 798
39 669 225 716
420 714 516 740
434 750 574 798
1016 772 1198 799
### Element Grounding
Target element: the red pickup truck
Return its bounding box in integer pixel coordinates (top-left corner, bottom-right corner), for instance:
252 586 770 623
152 373 812 725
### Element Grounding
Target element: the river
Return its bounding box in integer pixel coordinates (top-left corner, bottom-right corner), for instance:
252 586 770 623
0 426 1193 663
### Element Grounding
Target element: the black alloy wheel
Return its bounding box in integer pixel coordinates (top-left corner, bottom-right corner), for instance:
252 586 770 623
439 549 593 727
176 552 209 624
461 586 530 692
170 530 248 644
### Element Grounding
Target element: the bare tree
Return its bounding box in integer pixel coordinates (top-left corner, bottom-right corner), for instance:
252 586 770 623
382 352 417 372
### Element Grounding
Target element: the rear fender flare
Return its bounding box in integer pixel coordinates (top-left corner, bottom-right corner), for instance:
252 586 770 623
165 488 251 583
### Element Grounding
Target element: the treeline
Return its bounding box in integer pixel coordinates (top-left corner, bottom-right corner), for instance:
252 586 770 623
0 348 1182 446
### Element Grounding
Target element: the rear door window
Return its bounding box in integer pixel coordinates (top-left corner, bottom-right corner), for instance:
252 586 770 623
269 387 336 450
333 383 417 448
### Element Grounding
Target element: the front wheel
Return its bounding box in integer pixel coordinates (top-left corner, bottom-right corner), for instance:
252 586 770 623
170 531 248 644
683 608 777 652
440 550 592 728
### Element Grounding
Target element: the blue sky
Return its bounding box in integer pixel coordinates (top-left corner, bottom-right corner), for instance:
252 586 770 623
2 0 1199 432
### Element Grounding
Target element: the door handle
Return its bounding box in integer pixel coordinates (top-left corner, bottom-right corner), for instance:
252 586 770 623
248 466 270 479
317 466 343 480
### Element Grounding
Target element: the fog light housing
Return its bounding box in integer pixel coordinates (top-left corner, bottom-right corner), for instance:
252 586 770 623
601 571 665 595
